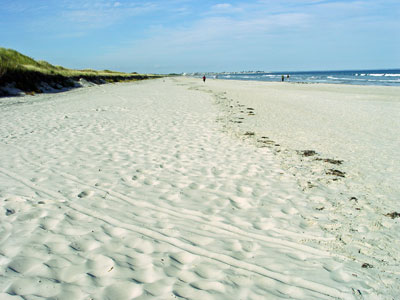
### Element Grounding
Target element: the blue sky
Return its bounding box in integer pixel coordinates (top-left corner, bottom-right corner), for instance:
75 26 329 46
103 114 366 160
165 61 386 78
1 0 399 73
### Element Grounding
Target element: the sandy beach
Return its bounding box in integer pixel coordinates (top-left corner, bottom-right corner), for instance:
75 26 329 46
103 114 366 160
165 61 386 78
0 77 399 299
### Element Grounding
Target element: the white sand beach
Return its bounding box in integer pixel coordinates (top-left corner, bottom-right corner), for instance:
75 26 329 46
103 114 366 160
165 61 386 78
0 77 399 299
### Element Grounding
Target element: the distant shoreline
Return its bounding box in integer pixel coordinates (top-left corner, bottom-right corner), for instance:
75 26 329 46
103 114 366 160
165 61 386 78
192 77 400 88
188 69 400 87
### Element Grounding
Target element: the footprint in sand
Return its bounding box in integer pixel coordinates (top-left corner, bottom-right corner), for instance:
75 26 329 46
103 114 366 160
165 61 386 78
7 277 61 298
70 239 101 252
7 257 43 275
229 195 252 209
86 254 115 277
173 285 214 300
194 263 225 280
144 278 174 297
131 267 161 284
170 251 197 266
77 190 93 198
102 282 143 300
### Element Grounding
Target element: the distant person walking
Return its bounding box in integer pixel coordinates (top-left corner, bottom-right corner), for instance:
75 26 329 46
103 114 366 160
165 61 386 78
281 75 284 82
203 75 206 83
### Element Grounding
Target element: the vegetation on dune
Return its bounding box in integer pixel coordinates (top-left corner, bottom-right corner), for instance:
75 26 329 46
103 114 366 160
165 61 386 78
0 47 161 96
0 48 40 69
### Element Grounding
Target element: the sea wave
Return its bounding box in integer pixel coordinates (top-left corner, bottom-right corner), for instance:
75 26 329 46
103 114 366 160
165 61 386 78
327 76 351 80
215 70 400 86
383 74 400 77
356 73 400 77
369 74 385 77
366 73 400 77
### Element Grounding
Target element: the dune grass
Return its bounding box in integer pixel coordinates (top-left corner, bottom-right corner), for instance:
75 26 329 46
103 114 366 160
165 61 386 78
0 47 161 96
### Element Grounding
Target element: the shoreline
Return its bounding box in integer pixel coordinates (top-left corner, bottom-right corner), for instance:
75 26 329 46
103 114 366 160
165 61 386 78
195 76 400 88
191 68 400 87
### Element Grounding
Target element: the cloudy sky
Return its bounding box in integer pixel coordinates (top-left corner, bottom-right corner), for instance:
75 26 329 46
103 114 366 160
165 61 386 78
0 0 399 73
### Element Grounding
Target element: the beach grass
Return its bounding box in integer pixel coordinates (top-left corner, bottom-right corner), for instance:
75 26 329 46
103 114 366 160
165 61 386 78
0 47 161 96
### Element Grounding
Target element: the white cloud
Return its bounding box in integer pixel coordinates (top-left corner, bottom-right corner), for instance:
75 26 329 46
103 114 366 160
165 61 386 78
55 1 160 31
212 3 232 10
208 3 243 15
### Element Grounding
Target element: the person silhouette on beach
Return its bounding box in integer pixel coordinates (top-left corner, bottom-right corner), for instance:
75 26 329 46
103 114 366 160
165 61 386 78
203 75 206 83
281 75 284 82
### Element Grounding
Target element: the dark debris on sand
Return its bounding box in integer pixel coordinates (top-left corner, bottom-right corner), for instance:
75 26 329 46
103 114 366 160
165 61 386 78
326 169 346 177
244 131 255 136
384 212 400 219
316 158 344 165
298 150 318 157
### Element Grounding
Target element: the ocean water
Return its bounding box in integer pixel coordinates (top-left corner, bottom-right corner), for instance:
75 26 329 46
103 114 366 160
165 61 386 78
214 69 400 86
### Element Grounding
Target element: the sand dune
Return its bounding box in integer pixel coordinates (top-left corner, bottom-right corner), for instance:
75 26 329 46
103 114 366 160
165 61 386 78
0 77 398 299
